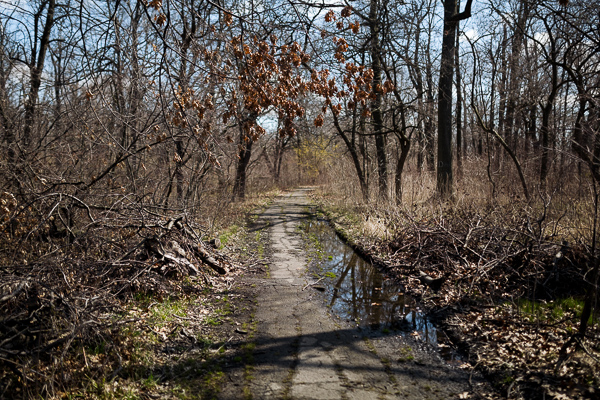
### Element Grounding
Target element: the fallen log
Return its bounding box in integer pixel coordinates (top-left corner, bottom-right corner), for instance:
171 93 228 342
418 271 446 291
129 221 228 276
192 243 227 275
143 237 200 275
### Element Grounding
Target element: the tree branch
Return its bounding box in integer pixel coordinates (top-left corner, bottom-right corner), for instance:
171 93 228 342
450 0 474 22
472 105 530 201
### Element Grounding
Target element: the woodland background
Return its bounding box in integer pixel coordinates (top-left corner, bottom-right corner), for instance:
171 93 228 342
0 0 599 398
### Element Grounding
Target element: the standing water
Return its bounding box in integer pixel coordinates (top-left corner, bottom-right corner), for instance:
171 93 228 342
303 217 440 346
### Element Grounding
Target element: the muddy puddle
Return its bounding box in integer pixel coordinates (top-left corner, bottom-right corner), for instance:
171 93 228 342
303 217 459 361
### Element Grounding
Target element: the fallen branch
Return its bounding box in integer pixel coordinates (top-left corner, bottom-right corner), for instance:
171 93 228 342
192 243 227 275
0 281 27 302
302 276 326 291
418 271 446 291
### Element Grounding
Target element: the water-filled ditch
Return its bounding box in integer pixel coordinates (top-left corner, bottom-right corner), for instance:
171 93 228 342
303 216 459 361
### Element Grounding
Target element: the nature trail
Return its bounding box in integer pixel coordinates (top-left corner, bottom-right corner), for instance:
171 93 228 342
221 188 482 399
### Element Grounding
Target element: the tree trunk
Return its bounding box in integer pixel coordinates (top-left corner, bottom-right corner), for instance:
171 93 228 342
275 137 288 182
503 2 530 153
579 252 599 338
233 124 255 201
497 26 508 169
369 0 388 201
526 104 537 154
424 39 436 171
539 18 560 189
413 32 425 173
395 136 410 205
0 34 15 164
437 0 473 197
437 0 458 196
455 24 463 176
23 0 56 151
173 0 197 205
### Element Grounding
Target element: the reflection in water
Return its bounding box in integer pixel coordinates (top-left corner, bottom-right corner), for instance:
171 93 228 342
304 218 438 345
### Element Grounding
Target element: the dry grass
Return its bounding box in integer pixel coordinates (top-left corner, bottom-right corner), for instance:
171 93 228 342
319 154 596 247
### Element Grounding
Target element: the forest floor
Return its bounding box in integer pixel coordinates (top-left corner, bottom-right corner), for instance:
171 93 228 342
1 187 598 399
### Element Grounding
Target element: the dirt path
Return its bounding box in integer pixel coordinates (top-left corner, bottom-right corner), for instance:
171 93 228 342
221 188 484 399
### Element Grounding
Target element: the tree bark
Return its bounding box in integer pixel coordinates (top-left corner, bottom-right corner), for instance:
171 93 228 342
424 38 436 171
437 0 472 197
23 0 56 151
369 0 388 201
395 135 410 205
233 123 255 201
437 0 458 196
455 24 463 176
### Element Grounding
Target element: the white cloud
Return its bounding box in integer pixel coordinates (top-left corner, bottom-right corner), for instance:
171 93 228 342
534 32 549 46
460 28 478 43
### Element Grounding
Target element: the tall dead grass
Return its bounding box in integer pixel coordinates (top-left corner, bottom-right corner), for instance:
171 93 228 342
316 153 597 252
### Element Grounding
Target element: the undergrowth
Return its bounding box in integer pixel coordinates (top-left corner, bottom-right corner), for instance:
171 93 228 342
0 189 279 399
309 165 600 400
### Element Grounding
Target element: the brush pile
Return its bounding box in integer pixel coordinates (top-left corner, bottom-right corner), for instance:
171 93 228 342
322 199 600 399
0 192 235 397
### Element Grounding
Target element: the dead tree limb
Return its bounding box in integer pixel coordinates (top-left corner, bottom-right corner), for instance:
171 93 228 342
191 243 227 275
472 105 530 201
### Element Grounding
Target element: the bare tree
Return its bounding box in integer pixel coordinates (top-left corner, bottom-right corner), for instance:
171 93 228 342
437 0 473 197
